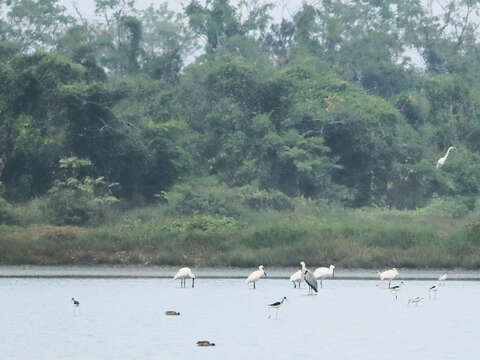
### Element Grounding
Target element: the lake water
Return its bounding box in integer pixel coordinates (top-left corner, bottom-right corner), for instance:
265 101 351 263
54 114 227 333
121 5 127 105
1 268 479 360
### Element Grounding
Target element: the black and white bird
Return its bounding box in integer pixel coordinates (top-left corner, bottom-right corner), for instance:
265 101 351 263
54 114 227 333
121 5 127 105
429 284 439 299
71 297 80 306
267 297 287 319
390 281 405 300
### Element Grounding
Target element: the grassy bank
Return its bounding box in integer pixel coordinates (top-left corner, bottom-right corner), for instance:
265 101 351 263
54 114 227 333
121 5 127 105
1 197 479 269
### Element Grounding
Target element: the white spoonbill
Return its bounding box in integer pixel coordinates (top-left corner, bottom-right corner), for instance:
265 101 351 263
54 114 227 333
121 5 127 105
438 273 448 286
379 268 399 288
267 296 287 319
313 265 335 288
408 296 424 306
174 267 196 288
245 265 267 289
289 261 306 288
436 146 455 168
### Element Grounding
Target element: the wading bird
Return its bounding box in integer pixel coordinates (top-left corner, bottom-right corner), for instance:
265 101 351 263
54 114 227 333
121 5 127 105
408 296 424 306
197 341 215 347
289 261 306 288
429 284 439 299
438 273 448 286
304 269 318 295
379 268 399 288
390 281 405 300
268 297 287 319
436 146 455 168
313 265 335 288
71 297 80 306
165 311 180 316
245 265 267 289
174 267 196 288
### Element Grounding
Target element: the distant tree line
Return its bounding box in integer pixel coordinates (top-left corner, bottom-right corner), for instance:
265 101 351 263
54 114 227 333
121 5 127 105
1 0 480 213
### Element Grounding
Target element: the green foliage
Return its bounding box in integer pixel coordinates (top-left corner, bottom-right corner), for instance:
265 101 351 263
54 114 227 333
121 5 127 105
45 158 119 225
0 197 18 225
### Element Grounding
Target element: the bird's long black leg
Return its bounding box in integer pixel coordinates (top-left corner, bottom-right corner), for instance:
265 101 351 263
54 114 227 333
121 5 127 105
192 278 195 288
254 281 256 289
321 279 323 289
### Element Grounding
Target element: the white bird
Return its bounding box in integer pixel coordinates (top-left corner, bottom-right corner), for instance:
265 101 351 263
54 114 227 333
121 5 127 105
436 146 455 168
289 261 306 288
379 268 399 288
289 269 303 288
408 296 424 306
245 265 267 289
267 296 287 319
389 281 404 300
429 284 439 299
438 273 448 286
313 265 335 288
174 267 196 288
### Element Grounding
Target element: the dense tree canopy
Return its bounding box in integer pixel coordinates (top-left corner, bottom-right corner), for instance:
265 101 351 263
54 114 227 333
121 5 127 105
1 0 480 210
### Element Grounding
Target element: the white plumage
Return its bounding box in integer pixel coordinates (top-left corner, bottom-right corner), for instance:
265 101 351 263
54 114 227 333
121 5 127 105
313 265 335 288
379 268 399 287
436 146 455 168
174 267 196 288
289 261 306 288
408 296 424 305
245 265 267 289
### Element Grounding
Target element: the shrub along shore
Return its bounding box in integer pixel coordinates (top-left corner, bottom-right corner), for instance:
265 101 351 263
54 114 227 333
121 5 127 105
1 196 479 269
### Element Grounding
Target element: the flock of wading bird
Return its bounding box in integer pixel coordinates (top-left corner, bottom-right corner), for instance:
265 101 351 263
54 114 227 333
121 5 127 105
71 264 449 347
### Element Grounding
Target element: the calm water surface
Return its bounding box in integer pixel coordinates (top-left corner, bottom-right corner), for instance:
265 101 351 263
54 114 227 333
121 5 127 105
1 273 479 359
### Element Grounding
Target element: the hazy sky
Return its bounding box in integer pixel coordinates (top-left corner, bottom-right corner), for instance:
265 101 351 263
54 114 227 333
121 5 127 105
63 0 305 20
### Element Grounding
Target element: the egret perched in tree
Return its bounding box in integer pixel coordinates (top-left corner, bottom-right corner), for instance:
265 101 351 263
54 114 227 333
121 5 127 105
379 268 399 288
289 261 306 288
436 146 455 168
174 267 196 288
245 265 267 289
313 265 335 288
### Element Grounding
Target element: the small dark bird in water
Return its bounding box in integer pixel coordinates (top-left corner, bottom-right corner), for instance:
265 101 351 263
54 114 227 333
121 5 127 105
197 341 215 347
72 297 80 306
165 311 180 316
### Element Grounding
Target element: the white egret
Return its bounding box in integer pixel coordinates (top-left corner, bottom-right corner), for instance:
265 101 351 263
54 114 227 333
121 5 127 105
408 296 424 306
379 268 399 288
174 267 196 288
313 265 335 288
436 146 455 168
267 296 287 319
245 265 267 289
